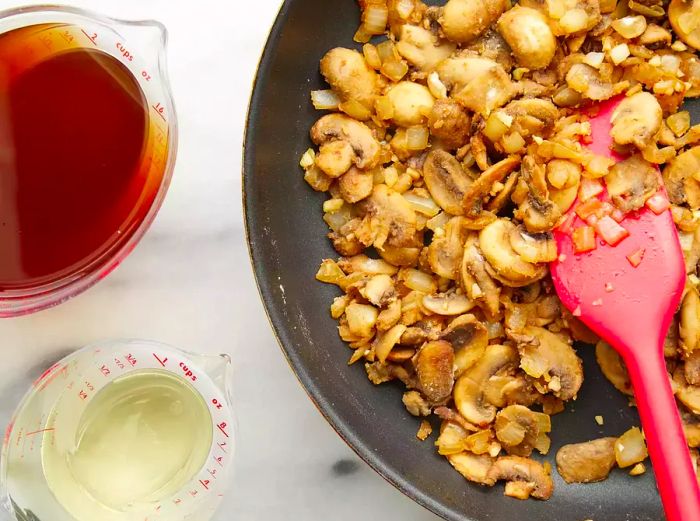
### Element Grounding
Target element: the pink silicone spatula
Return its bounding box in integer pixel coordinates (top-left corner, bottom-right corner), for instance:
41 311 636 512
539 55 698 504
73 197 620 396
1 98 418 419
550 96 700 521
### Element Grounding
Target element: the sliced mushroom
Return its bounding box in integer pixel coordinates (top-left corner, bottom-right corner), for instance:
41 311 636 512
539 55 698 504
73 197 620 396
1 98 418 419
311 114 381 169
556 438 618 483
396 24 457 72
338 166 375 203
483 374 540 408
453 64 516 115
516 156 562 233
595 340 633 396
386 81 435 127
377 242 422 267
486 456 554 500
414 340 455 403
462 234 501 317
454 344 520 425
442 314 489 376
504 98 560 137
663 147 700 209
448 451 496 485
495 405 551 457
428 216 467 279
320 47 379 108
439 0 508 44
497 6 556 70
509 226 557 264
362 184 418 248
479 219 548 287
604 154 660 212
669 0 700 50
674 366 700 414
423 292 475 315
686 351 700 386
681 286 700 356
516 326 583 401
610 92 663 150
423 150 474 215
428 99 472 150
316 141 355 178
462 156 521 216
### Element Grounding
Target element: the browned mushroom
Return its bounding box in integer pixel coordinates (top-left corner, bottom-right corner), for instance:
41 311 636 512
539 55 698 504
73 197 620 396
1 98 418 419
556 438 618 483
486 455 554 500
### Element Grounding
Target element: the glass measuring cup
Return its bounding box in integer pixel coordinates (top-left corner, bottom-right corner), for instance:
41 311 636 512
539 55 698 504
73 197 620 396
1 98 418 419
1 340 234 521
0 6 177 317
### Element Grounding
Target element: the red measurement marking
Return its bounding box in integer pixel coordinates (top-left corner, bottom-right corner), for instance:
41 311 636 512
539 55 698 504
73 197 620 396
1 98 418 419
208 468 218 479
189 489 198 497
126 353 137 366
79 390 88 400
212 398 223 410
115 357 125 369
153 354 168 367
142 70 152 81
173 498 182 506
214 456 224 467
199 479 210 490
25 427 54 437
217 441 228 453
80 29 97 46
152 103 166 121
85 381 95 391
217 422 229 438
61 30 74 44
100 365 111 377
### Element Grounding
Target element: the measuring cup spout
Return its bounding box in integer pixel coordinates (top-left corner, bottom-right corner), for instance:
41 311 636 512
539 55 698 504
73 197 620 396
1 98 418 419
194 353 234 403
113 19 168 71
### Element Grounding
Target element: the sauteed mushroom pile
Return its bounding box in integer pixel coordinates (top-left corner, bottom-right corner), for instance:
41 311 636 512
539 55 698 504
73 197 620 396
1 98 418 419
302 0 700 500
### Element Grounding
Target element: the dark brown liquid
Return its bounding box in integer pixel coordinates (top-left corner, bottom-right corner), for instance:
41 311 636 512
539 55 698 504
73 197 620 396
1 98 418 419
0 26 154 289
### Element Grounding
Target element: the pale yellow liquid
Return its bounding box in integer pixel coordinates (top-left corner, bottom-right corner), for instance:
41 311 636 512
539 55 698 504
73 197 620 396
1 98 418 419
42 370 213 521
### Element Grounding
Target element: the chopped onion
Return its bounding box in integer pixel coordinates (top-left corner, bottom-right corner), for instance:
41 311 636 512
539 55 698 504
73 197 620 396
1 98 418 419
374 324 407 363
426 211 450 231
403 268 437 293
345 302 379 338
316 259 346 285
363 43 382 70
299 148 316 169
575 198 612 221
339 99 372 121
573 226 597 253
611 208 626 223
667 111 691 137
406 126 429 151
404 193 440 217
381 59 409 82
611 15 647 39
353 25 372 44
395 0 415 19
501 132 526 154
578 178 604 201
645 192 670 215
595 216 629 246
377 40 398 62
311 89 341 110
483 112 510 142
609 43 631 65
559 8 589 34
626 248 645 267
615 427 648 467
362 5 389 35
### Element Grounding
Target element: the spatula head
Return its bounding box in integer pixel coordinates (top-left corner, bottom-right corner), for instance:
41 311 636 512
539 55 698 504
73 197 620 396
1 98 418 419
550 97 686 355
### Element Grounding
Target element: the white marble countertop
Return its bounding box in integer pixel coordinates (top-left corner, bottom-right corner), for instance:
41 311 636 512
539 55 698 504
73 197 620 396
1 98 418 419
0 1 441 520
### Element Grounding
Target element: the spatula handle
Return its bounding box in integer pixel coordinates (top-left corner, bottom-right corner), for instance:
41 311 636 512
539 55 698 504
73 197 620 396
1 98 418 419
626 349 700 521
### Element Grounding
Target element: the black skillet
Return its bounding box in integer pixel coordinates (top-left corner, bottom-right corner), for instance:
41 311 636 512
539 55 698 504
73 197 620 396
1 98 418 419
243 1 700 519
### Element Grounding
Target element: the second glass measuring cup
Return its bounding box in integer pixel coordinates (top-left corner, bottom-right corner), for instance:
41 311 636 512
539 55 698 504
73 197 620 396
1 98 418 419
1 340 235 521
